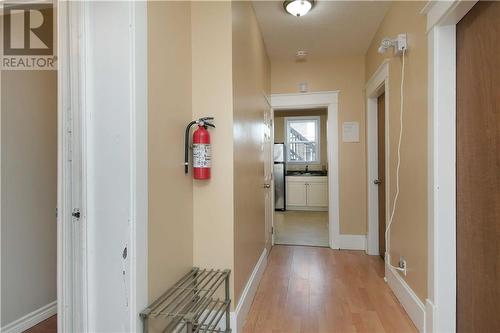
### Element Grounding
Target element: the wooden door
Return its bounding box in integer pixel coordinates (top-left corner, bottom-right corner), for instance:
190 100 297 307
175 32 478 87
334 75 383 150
456 2 500 331
377 93 386 259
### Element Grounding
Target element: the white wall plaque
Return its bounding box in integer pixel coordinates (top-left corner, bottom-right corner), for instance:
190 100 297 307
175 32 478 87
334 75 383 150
342 122 359 143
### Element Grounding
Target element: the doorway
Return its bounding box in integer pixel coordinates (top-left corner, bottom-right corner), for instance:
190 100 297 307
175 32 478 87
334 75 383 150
1 70 58 332
456 1 500 331
366 61 389 256
1 8 58 333
273 109 329 247
270 91 340 249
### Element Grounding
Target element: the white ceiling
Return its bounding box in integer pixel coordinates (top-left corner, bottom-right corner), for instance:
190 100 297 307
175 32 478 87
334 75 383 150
252 1 390 61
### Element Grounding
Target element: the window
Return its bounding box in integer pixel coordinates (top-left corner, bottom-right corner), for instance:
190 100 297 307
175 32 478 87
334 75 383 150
285 116 320 164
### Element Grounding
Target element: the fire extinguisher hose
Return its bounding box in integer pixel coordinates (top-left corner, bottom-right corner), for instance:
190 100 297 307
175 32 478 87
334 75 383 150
184 120 197 174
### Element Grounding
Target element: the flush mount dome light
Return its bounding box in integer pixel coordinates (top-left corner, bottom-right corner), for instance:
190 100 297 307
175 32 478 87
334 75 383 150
283 0 314 17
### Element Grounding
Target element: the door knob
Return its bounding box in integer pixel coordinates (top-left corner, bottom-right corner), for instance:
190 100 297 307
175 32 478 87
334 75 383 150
374 179 382 185
263 184 271 188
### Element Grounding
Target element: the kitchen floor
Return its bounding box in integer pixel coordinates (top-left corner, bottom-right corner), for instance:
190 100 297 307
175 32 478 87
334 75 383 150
242 246 418 333
274 211 329 247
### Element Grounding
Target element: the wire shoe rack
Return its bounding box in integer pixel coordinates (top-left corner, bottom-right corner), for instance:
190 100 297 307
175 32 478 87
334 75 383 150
140 268 231 333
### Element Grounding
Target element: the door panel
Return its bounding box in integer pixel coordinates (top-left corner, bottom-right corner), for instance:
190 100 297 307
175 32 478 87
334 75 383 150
307 183 328 207
286 182 307 206
457 2 500 331
377 93 386 259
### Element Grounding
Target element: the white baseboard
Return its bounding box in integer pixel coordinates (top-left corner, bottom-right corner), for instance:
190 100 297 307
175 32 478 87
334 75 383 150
333 234 366 250
229 248 268 333
1 301 57 333
286 207 328 212
385 264 426 332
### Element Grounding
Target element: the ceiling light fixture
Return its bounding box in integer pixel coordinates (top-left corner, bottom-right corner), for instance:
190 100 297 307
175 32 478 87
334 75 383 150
283 0 314 17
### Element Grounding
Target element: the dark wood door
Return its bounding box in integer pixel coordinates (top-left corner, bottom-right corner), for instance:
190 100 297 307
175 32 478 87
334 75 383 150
377 93 386 259
457 2 500 332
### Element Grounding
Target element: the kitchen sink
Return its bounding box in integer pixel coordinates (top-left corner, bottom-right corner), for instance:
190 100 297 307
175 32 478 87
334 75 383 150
286 171 328 176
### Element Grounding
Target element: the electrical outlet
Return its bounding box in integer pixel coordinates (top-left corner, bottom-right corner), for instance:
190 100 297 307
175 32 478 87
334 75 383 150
398 256 407 276
395 33 407 54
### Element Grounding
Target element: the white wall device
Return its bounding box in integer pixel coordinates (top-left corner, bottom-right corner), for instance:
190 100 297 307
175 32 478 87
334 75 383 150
378 33 407 55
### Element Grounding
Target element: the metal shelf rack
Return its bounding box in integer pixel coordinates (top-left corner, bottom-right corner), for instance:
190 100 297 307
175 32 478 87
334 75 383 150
140 268 231 333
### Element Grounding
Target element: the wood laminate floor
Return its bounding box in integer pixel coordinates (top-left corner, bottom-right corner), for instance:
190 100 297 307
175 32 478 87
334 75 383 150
23 315 57 333
242 246 417 333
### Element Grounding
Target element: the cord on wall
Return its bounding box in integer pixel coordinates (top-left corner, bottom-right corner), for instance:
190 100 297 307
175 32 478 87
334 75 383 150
385 47 407 276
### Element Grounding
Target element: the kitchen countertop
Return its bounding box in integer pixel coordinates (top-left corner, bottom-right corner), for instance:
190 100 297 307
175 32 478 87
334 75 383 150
286 171 328 177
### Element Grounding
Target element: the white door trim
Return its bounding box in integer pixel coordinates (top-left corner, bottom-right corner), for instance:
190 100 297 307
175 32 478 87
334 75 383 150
271 107 275 247
128 2 149 331
422 1 477 332
270 91 341 249
365 60 390 256
58 2 88 331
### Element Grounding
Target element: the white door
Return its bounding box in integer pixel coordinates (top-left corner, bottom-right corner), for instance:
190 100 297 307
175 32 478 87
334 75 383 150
307 182 329 207
264 107 273 251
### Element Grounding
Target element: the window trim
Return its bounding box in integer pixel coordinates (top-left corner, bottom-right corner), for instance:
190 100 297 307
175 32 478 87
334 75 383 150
284 116 321 164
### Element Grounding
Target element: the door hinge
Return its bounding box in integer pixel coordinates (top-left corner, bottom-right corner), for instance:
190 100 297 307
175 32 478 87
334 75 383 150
72 208 81 220
271 226 274 234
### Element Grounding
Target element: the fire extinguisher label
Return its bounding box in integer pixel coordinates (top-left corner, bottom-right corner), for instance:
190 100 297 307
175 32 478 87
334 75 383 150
193 144 212 168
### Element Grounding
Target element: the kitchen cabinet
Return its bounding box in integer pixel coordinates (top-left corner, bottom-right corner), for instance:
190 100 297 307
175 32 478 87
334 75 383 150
286 182 307 206
307 182 329 207
286 176 328 211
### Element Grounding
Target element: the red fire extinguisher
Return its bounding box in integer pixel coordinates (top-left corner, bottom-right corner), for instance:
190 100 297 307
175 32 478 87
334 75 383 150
184 117 215 180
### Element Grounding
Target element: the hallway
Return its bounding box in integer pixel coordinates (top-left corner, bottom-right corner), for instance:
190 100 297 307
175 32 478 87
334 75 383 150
242 246 417 333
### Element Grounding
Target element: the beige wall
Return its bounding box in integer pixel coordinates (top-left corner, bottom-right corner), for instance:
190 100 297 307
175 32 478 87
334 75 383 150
191 1 236 295
271 57 366 234
365 1 428 301
274 109 328 171
148 0 236 305
147 1 194 301
232 1 270 304
1 70 57 326
148 1 271 311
